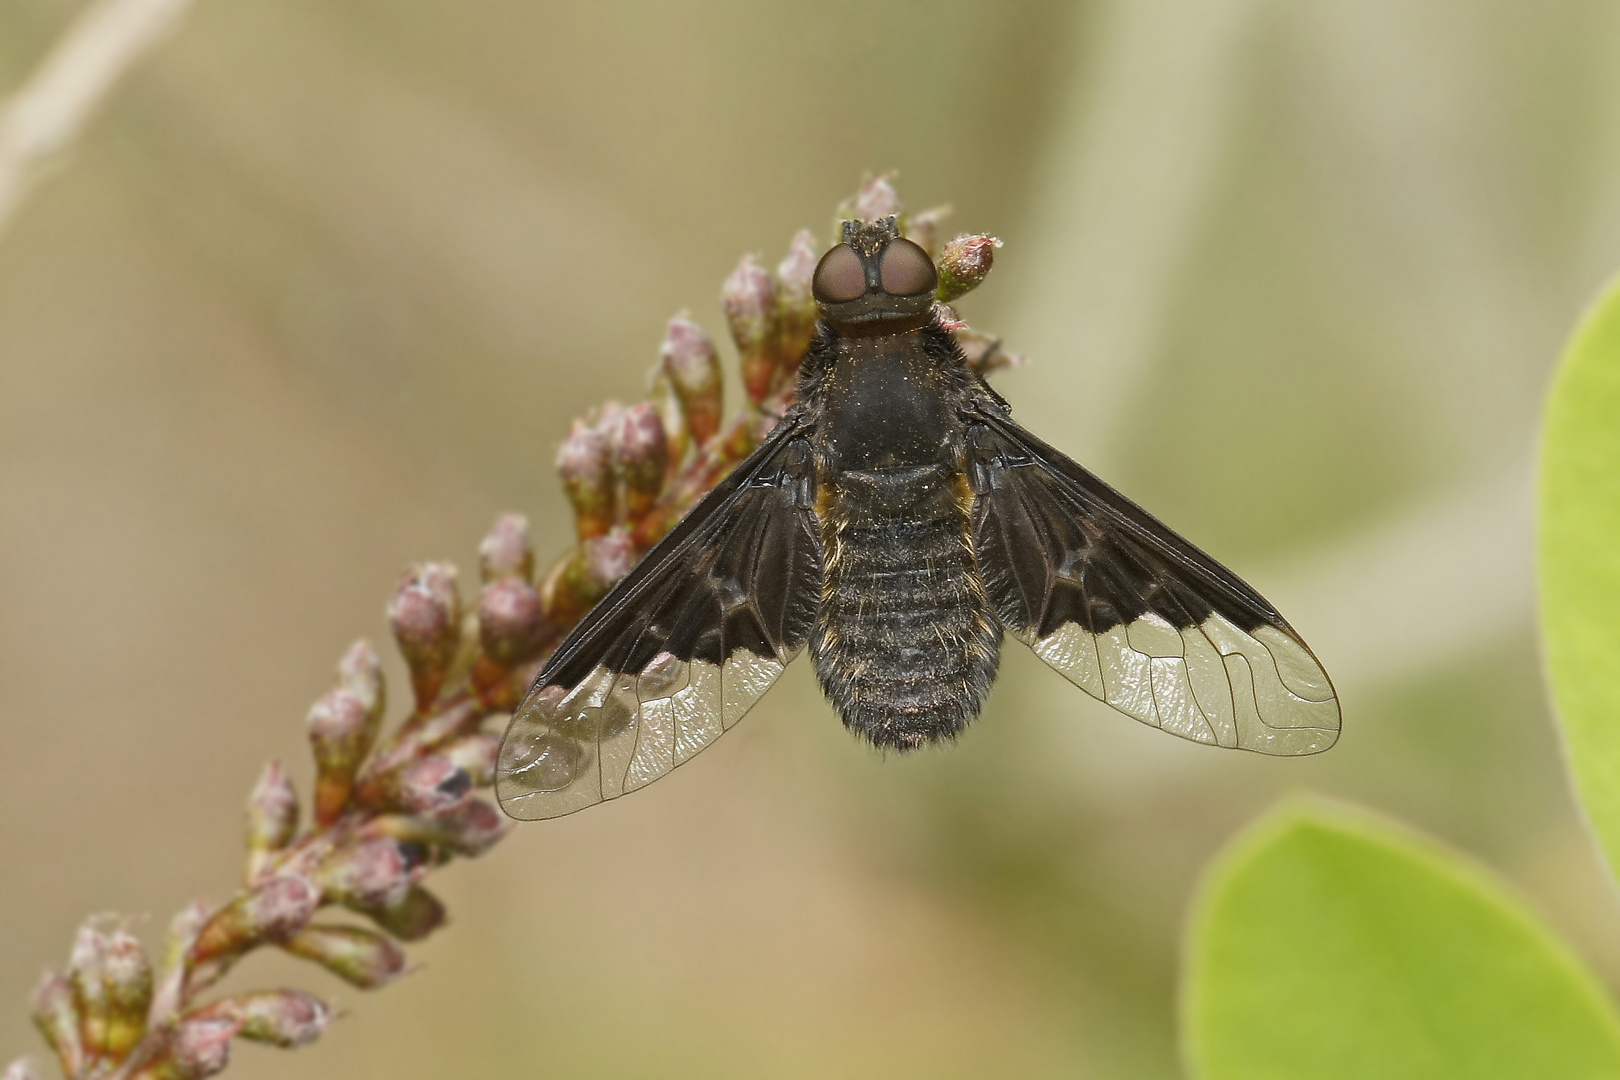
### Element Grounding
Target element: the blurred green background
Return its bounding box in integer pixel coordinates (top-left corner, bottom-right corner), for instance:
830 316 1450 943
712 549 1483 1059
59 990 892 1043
5 1 1620 1076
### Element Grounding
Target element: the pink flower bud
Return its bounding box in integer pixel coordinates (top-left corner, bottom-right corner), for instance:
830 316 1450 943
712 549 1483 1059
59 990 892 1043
610 402 669 524
936 233 1001 302
432 798 510 857
540 524 636 631
191 876 319 965
557 418 614 541
68 923 110 1058
478 577 549 667
660 313 722 446
364 699 480 772
162 1016 239 1079
371 799 510 858
722 255 781 404
479 513 534 583
306 688 374 827
3 1059 41 1080
102 929 152 1058
388 563 462 709
537 549 589 629
191 990 331 1049
585 528 635 588
245 762 298 880
336 639 384 716
282 924 407 990
317 839 417 910
358 755 470 816
31 972 83 1078
951 321 1024 375
150 902 209 1024
775 229 819 373
363 885 446 942
905 205 951 258
853 174 902 223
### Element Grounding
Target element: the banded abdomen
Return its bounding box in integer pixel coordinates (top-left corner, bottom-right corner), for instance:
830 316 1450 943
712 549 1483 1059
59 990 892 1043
809 463 1002 749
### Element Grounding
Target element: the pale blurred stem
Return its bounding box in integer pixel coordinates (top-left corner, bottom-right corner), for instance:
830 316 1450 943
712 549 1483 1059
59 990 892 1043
0 0 200 240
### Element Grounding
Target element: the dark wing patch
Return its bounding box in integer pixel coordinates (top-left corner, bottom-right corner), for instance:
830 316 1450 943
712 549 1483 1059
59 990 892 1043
496 423 822 820
967 414 1339 755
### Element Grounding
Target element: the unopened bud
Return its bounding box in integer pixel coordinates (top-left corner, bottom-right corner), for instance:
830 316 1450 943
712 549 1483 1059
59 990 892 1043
150 902 209 1024
433 798 510 857
936 234 1001 302
853 173 902 223
362 885 446 942
281 924 407 990
317 839 418 911
479 513 534 583
68 923 110 1058
337 639 384 716
31 972 83 1078
905 204 951 258
366 699 480 768
951 320 1024 375
157 1016 239 1080
245 762 299 882
722 255 780 404
306 688 374 827
557 418 614 541
539 527 636 628
190 990 330 1050
660 314 722 446
478 577 549 667
388 563 462 709
441 732 500 787
775 229 819 372
190 877 319 966
3 1059 41 1080
358 755 470 816
102 930 153 1058
586 527 635 585
370 797 510 858
610 402 669 523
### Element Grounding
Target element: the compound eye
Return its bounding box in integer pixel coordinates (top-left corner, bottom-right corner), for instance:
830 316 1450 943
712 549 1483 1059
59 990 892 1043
812 244 866 304
878 238 937 297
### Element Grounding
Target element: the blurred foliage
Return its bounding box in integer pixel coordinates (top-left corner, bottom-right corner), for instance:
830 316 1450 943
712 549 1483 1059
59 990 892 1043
1541 276 1620 881
1183 803 1620 1079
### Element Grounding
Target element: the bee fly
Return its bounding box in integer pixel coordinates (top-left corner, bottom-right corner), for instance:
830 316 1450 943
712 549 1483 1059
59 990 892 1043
496 217 1340 820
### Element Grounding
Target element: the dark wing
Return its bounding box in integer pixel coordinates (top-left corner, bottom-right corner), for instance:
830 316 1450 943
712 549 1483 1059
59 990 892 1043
966 411 1339 755
496 421 823 820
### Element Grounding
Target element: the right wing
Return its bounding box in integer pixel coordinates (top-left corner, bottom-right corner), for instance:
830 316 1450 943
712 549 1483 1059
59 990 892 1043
967 411 1339 755
496 420 823 820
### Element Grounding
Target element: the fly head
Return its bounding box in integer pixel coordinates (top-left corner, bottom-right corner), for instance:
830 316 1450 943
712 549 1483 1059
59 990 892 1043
812 216 937 337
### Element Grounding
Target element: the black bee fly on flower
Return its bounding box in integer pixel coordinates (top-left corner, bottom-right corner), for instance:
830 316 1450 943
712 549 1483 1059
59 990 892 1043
496 217 1340 820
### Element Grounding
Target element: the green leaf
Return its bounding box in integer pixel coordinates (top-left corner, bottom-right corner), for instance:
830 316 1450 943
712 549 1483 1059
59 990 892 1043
1541 275 1620 880
1183 801 1620 1080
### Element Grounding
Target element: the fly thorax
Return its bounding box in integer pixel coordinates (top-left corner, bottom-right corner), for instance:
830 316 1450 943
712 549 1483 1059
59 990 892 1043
819 333 959 472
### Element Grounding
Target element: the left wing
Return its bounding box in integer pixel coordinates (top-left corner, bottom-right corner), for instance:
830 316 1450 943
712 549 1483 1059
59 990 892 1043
496 420 823 820
966 410 1339 755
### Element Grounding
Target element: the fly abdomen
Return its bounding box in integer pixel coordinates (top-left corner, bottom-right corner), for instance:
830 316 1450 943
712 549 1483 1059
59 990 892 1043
810 464 1002 749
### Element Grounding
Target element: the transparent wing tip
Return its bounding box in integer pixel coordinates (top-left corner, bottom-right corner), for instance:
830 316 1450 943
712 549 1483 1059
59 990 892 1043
495 705 598 821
